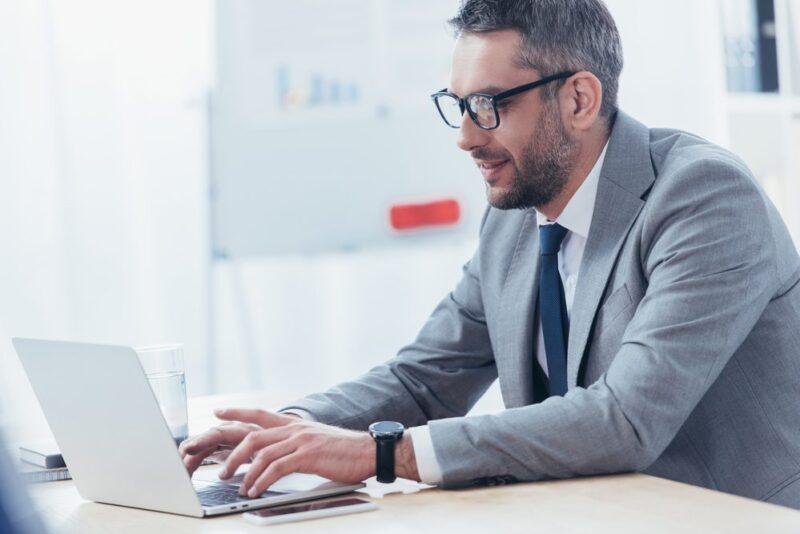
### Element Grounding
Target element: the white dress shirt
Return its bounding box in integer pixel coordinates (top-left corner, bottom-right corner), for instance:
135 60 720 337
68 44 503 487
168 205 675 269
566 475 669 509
409 143 608 484
287 144 609 485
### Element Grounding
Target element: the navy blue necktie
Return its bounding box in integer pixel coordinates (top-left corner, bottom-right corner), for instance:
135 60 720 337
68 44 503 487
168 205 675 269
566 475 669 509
538 223 569 397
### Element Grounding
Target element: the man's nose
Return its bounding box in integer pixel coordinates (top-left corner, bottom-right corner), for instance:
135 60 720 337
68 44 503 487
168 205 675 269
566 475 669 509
456 111 490 152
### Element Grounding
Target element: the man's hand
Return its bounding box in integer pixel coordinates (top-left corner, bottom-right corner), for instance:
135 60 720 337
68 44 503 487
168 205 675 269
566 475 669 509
179 420 264 475
214 408 375 497
180 407 421 496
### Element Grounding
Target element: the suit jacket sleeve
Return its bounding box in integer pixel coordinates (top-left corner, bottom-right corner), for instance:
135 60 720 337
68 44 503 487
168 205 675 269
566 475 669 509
425 157 781 487
281 207 498 430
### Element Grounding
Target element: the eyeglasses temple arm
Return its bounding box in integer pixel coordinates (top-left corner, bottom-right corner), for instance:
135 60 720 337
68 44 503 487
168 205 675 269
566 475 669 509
493 71 576 101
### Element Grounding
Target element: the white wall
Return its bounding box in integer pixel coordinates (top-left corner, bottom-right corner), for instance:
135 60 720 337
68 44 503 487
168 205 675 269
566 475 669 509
211 239 487 404
0 0 212 442
607 0 729 144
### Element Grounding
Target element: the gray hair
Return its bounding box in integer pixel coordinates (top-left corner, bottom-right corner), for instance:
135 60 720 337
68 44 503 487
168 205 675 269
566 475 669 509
448 0 623 120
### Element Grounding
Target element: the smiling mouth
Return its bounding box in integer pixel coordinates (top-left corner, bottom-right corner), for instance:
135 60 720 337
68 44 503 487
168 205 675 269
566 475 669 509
477 159 510 182
477 160 509 170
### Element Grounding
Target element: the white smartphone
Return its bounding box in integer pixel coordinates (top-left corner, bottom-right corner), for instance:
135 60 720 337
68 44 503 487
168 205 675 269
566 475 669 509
243 497 377 526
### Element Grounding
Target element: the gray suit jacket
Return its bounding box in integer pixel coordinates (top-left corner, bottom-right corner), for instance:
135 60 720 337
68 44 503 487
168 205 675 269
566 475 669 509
285 111 800 508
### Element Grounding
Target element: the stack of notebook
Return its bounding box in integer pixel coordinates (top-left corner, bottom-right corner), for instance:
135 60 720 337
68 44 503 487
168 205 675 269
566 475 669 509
18 440 71 483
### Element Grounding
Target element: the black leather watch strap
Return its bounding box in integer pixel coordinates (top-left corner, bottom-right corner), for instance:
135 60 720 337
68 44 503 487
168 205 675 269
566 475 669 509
375 439 397 483
369 421 404 483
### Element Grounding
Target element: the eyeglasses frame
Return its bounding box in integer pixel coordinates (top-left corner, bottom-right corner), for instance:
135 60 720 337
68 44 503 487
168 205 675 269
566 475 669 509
430 71 576 130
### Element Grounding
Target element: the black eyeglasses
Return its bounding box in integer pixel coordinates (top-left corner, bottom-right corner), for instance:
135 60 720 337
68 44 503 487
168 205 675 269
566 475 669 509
430 71 575 130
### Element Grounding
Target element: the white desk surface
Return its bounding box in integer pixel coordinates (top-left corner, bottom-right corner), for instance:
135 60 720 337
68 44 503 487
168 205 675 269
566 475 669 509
29 391 800 533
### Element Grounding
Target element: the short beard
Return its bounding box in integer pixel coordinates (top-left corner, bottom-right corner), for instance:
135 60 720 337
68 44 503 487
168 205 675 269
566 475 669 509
488 100 576 210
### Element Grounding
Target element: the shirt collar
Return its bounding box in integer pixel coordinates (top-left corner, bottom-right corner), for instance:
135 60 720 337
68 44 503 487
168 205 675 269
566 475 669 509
536 141 609 239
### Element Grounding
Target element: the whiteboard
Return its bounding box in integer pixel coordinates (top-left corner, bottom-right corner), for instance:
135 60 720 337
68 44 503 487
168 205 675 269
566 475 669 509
210 0 487 257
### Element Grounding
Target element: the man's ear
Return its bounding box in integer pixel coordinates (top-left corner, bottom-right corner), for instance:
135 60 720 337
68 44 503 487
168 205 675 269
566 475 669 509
559 71 603 132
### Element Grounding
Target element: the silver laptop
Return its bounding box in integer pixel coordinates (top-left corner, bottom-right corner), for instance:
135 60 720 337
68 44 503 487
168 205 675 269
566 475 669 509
12 338 363 517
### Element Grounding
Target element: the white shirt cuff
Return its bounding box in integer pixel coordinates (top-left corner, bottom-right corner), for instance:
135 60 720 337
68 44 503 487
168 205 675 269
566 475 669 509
407 425 443 485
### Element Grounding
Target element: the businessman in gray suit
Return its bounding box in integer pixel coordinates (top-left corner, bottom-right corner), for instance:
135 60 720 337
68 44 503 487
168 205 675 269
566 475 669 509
180 0 800 508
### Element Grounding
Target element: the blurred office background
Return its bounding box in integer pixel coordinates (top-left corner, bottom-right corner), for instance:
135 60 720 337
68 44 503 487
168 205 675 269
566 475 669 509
0 0 798 443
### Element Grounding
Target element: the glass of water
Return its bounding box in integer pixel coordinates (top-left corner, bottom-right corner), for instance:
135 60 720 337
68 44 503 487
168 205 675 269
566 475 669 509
135 343 188 446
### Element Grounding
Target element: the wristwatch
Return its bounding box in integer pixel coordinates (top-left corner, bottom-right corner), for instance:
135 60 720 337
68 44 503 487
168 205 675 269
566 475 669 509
368 421 405 483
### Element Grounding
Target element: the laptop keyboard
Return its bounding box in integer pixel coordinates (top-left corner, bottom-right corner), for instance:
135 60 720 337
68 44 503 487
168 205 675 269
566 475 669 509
194 474 285 507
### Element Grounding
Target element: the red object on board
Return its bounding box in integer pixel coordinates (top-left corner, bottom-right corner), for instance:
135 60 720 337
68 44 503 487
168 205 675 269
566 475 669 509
389 199 461 231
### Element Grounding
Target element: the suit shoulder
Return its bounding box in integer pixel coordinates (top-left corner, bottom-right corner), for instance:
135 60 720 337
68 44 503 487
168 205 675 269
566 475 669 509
641 127 798 282
647 128 761 200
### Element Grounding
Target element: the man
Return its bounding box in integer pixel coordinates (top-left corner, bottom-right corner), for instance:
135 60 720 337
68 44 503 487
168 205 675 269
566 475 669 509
181 0 800 508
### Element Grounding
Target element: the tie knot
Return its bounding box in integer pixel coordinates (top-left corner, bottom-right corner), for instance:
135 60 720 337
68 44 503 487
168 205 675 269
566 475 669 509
539 223 568 255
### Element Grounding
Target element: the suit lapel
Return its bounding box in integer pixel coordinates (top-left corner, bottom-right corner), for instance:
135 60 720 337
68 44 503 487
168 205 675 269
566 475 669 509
495 211 540 408
566 112 656 388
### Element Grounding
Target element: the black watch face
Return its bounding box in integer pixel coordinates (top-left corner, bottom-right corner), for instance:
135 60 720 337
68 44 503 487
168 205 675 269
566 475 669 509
369 421 404 439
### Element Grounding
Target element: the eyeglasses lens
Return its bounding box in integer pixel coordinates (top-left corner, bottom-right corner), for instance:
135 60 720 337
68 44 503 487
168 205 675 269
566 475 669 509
468 95 497 129
435 94 463 127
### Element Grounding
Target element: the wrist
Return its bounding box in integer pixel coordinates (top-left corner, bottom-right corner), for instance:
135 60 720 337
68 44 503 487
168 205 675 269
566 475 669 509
394 435 420 482
362 433 377 477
